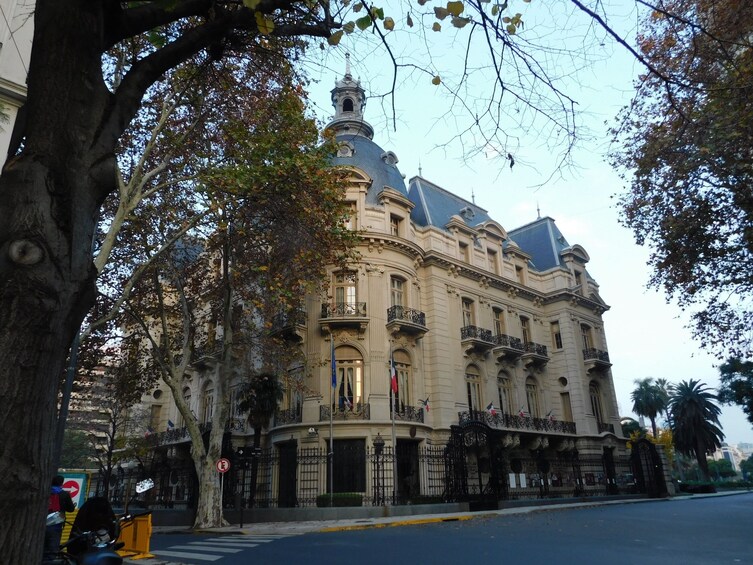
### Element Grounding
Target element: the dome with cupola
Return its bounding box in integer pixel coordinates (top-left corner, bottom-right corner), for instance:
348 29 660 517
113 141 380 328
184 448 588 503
325 55 407 203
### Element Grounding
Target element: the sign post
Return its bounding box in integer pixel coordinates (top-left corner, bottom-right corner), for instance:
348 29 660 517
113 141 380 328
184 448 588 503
216 458 231 514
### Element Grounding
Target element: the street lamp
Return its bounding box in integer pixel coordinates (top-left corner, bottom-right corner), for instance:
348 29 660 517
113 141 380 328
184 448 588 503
373 434 385 506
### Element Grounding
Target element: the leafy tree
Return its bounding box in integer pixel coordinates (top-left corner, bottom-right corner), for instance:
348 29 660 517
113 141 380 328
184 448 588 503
668 379 725 482
631 377 667 438
59 430 95 470
741 454 753 480
718 358 753 427
707 458 736 481
611 0 753 359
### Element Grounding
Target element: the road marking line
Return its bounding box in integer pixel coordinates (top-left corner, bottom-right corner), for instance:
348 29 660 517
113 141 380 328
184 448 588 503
151 549 223 561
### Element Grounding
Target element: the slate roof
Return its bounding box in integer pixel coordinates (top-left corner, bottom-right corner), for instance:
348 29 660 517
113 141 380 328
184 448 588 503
331 133 407 205
507 216 571 272
408 176 493 230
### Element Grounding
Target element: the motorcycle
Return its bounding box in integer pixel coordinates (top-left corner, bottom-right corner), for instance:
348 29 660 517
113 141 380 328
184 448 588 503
42 479 154 565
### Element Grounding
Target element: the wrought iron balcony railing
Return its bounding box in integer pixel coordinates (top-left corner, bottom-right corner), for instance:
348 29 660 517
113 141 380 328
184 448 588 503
598 422 615 434
319 402 371 421
493 333 525 351
583 347 612 373
459 410 577 435
274 407 303 427
460 325 494 343
320 302 367 318
391 405 425 423
524 341 548 357
387 305 426 327
270 308 307 331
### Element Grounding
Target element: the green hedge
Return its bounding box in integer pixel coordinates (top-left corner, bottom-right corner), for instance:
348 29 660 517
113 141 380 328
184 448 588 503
316 493 363 507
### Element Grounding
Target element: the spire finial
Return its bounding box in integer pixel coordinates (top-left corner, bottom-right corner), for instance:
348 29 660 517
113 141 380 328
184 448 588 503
536 201 541 219
418 159 423 177
471 188 476 205
345 53 351 78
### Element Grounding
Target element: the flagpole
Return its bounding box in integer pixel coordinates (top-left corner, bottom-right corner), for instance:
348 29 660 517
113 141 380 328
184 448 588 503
390 343 397 505
329 331 335 508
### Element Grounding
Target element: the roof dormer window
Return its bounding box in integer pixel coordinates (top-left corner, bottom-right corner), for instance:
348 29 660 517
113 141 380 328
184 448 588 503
460 206 475 221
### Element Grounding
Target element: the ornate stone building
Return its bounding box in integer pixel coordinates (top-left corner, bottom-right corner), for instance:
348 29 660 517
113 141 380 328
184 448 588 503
135 65 633 510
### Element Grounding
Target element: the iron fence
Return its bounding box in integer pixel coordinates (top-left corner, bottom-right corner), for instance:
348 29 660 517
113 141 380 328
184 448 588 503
86 443 643 512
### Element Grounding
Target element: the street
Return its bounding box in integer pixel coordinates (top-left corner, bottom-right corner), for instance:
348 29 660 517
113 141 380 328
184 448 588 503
147 493 753 564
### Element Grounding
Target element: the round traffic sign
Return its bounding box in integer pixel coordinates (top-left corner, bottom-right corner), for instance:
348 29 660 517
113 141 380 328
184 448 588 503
216 458 231 473
63 479 80 500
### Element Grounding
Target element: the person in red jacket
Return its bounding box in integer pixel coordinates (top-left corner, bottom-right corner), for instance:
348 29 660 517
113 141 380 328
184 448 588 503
43 474 76 559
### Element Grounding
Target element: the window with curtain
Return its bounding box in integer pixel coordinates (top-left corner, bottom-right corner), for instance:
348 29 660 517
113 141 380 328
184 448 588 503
497 373 513 414
390 349 412 413
334 345 363 410
590 382 604 423
466 365 481 411
525 377 540 418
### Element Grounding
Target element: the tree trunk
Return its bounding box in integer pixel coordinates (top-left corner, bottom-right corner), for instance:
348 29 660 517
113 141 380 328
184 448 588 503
0 4 114 561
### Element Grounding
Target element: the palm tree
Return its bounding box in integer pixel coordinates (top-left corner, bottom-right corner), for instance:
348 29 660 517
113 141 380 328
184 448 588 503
668 379 725 482
238 372 284 506
631 377 667 437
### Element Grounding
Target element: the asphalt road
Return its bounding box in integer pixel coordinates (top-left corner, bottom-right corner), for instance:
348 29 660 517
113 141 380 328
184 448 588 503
148 493 753 565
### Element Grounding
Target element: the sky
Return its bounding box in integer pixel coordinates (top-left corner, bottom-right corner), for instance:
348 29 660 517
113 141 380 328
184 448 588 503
301 1 752 446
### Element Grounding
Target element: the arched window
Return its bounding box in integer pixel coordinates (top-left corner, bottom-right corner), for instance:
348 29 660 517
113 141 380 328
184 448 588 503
201 382 214 423
342 98 354 112
334 345 363 410
590 382 604 424
525 377 540 418
390 349 412 414
497 372 513 414
465 365 481 411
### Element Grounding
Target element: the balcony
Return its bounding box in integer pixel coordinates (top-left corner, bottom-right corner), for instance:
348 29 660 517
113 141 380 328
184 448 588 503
598 422 615 434
269 308 306 343
319 302 369 335
521 341 549 369
386 305 428 338
392 405 425 423
191 339 224 369
319 402 371 421
459 410 577 435
274 407 303 427
460 325 495 355
492 333 525 363
583 348 612 373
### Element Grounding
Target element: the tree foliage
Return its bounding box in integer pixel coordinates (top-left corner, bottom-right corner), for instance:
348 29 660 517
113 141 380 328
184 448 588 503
630 377 667 438
668 379 725 482
717 357 753 427
611 0 753 359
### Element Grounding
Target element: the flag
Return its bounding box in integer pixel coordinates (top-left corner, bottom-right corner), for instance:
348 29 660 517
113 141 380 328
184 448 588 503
167 419 175 429
518 407 527 418
144 426 154 438
486 402 497 416
343 396 353 411
390 351 398 393
331 338 337 388
546 410 555 423
419 396 430 412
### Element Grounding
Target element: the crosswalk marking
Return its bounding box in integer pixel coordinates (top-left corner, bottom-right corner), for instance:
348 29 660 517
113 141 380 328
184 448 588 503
171 544 245 553
151 549 223 561
152 533 300 563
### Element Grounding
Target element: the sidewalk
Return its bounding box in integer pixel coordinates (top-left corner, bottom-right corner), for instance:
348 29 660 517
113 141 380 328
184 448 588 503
122 491 750 565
